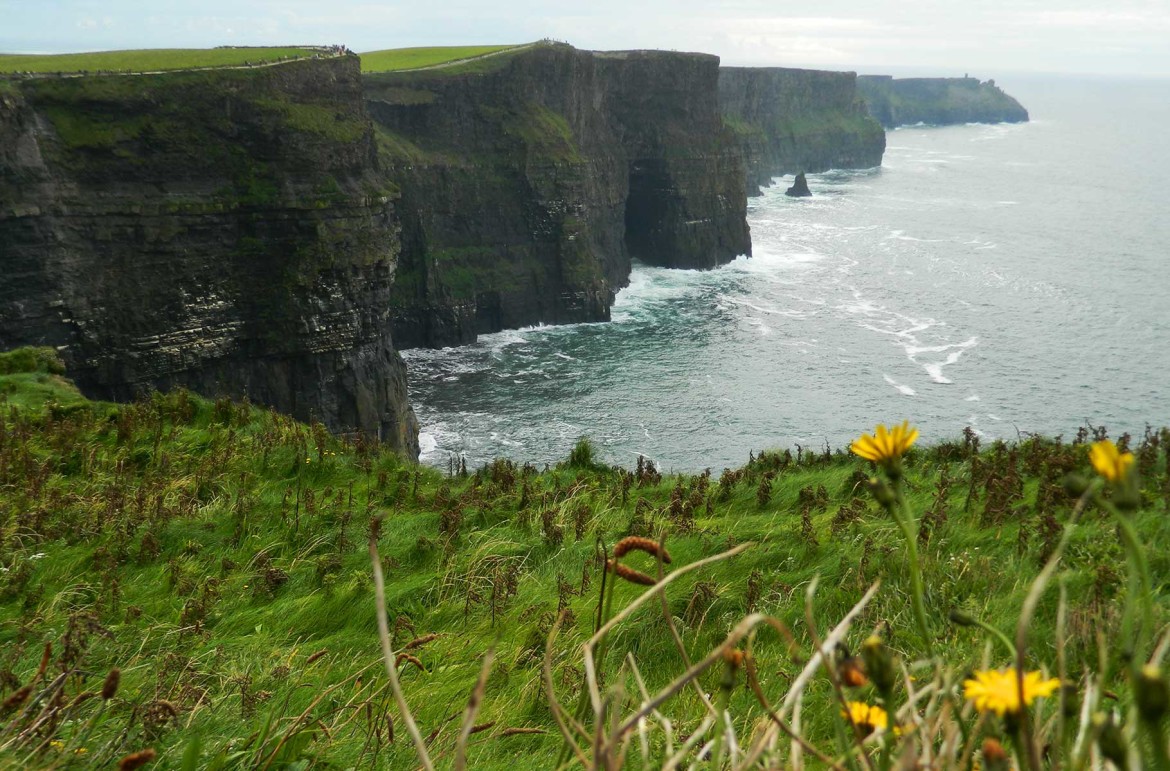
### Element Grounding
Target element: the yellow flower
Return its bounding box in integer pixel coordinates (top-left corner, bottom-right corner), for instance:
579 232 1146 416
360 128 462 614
851 421 919 465
842 701 889 735
1089 440 1134 483
963 668 1060 716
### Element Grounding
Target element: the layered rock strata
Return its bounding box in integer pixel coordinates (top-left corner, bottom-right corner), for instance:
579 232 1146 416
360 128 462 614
365 44 751 349
718 67 886 195
0 58 419 455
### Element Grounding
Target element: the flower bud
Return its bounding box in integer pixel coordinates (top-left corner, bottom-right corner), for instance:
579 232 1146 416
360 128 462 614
948 608 978 627
1060 681 1080 719
720 648 744 694
1093 712 1129 771
865 477 896 507
1062 473 1090 497
861 635 897 694
1114 485 1141 513
1136 665 1170 723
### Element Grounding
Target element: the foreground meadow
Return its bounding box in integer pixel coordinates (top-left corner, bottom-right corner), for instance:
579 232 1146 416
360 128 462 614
0 347 1165 769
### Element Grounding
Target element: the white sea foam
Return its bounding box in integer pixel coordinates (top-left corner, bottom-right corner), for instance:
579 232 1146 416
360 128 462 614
418 432 438 457
886 230 946 243
883 374 917 396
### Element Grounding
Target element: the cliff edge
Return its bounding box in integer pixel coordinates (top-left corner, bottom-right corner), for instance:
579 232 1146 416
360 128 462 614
858 75 1029 128
365 43 751 349
719 66 886 195
0 58 420 456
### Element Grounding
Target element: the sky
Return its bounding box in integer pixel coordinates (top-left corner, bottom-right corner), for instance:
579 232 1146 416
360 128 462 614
2 0 1169 77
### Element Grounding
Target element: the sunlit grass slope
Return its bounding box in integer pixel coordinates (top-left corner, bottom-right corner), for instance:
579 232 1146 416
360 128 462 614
360 44 521 72
0 47 323 74
0 346 1165 768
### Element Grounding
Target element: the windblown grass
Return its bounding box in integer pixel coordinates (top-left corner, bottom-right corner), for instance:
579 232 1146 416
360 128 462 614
359 45 521 73
0 47 324 74
0 347 1165 768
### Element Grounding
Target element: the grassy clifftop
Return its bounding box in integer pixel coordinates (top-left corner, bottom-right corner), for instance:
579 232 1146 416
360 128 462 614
0 348 1166 768
0 47 327 74
857 75 1029 128
360 45 523 73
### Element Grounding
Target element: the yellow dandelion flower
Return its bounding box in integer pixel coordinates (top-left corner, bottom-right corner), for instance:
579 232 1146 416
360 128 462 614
842 701 888 735
1089 440 1134 483
963 668 1060 716
851 421 919 465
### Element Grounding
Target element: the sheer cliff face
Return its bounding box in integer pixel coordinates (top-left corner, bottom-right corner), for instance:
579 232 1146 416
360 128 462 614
0 58 419 456
857 76 1029 128
364 44 751 349
718 67 886 195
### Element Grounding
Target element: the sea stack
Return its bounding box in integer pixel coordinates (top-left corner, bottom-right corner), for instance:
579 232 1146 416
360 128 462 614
786 172 812 197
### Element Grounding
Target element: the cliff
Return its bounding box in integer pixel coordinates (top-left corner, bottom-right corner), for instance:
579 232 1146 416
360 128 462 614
364 43 751 348
0 58 420 456
857 75 1029 128
718 67 886 195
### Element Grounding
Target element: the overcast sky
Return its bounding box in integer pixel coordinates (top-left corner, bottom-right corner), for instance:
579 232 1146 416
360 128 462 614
2 0 1168 77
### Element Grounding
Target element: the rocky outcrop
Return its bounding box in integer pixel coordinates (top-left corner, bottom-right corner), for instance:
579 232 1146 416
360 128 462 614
857 76 1029 128
365 43 751 349
0 58 419 456
718 67 886 195
785 173 812 197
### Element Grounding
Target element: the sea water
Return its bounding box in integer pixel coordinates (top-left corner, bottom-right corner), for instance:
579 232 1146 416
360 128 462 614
403 74 1170 471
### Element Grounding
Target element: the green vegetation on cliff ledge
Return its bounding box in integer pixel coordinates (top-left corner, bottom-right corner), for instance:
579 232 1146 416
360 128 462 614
359 45 521 73
0 47 324 74
0 348 1166 768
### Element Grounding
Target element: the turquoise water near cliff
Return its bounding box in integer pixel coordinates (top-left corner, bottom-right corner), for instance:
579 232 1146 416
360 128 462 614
403 75 1170 471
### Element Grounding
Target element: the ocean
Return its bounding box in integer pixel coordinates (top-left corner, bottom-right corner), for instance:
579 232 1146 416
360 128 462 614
402 74 1170 472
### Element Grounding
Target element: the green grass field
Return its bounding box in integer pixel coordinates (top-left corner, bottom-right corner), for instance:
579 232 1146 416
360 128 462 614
0 47 324 74
360 45 521 73
0 346 1165 768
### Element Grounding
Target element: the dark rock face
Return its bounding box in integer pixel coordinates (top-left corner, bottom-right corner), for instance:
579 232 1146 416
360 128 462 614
857 75 1029 128
785 173 812 197
718 67 886 196
365 44 751 349
0 58 419 457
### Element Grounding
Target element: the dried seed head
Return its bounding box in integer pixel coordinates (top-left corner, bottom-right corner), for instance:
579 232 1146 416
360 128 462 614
36 642 52 680
468 720 496 735
611 536 672 564
403 633 441 651
102 668 121 700
1 685 32 713
117 748 157 770
981 738 1010 770
395 653 425 672
606 560 656 586
838 656 869 688
305 649 328 666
